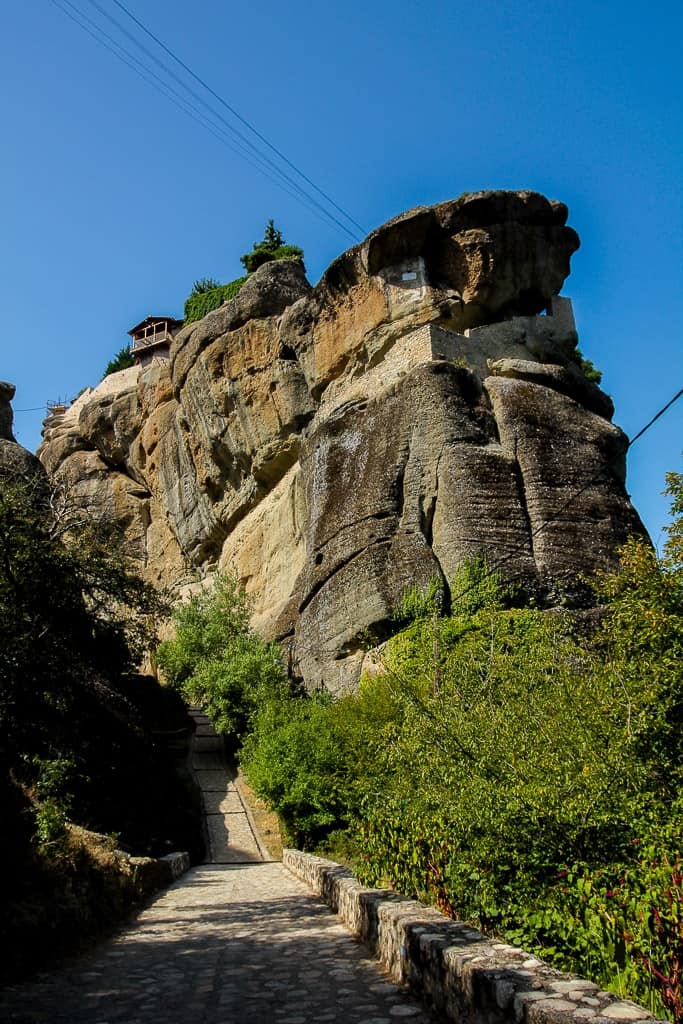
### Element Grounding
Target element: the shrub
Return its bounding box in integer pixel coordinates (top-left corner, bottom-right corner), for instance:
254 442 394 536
506 818 683 1021
183 276 247 324
239 219 304 274
156 574 286 746
572 346 603 384
241 689 349 847
190 277 220 294
102 346 134 378
348 480 683 1017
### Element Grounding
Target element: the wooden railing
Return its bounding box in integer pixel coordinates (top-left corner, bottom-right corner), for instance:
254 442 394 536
131 326 171 352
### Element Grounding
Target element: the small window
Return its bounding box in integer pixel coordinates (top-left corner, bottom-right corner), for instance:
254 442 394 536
401 271 418 282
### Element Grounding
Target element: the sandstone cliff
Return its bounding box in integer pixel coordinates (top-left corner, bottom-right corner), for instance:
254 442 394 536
38 191 645 691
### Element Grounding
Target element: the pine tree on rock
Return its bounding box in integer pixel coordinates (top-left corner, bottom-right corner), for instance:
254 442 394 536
240 219 304 274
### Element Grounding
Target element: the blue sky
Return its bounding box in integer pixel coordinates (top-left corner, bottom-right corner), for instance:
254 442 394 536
3 0 681 545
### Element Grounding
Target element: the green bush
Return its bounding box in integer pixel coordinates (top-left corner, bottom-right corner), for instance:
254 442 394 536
572 346 603 384
355 602 657 904
240 219 304 274
102 346 134 378
183 276 248 324
241 689 349 847
190 277 220 294
506 818 683 1021
348 479 682 1017
157 574 286 745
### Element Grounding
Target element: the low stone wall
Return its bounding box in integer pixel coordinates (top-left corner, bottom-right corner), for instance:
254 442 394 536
126 850 191 894
283 850 664 1024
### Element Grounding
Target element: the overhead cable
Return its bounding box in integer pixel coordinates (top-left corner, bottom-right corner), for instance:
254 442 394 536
627 388 683 448
81 0 361 240
109 0 368 239
49 0 365 241
49 0 353 231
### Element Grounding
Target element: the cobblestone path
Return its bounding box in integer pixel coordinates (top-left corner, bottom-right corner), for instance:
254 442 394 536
0 714 441 1023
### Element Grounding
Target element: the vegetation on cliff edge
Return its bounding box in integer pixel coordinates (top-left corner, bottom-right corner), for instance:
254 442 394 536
183 220 304 324
102 345 134 378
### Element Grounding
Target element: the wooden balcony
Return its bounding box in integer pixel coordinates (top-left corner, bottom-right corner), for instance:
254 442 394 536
130 324 172 352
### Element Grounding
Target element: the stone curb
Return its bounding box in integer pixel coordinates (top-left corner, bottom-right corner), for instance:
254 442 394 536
124 849 191 894
233 770 275 862
160 850 191 880
283 850 665 1024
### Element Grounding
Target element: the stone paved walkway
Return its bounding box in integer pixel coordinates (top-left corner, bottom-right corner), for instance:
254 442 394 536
189 709 268 865
0 713 441 1024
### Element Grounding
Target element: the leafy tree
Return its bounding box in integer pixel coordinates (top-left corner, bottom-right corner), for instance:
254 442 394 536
156 573 286 743
262 220 283 248
0 465 205 982
239 219 304 274
102 346 135 379
0 468 175 846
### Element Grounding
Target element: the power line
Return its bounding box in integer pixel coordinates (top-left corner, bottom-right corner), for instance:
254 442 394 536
109 0 368 239
627 388 683 448
49 0 366 241
48 0 354 232
80 0 361 240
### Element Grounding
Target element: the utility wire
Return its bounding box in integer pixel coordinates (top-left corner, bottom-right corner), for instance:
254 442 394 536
109 0 368 239
627 388 683 448
80 0 361 240
56 0 358 237
49 0 365 241
48 0 352 231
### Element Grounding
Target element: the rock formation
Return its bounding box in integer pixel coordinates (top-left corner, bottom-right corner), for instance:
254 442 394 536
1 381 45 482
38 190 645 691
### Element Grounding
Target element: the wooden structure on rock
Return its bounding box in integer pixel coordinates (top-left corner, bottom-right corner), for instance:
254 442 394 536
129 316 183 367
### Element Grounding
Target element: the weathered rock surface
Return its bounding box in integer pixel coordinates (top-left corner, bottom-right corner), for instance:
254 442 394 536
1 381 18 443
38 191 645 691
1 383 45 483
